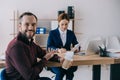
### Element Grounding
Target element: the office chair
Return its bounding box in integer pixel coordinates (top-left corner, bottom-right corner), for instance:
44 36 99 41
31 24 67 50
0 68 6 80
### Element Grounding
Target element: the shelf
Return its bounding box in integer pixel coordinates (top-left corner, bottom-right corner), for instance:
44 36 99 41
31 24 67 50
35 34 49 35
74 32 83 34
10 18 82 21
10 19 18 21
34 34 49 47
38 18 83 21
10 33 17 35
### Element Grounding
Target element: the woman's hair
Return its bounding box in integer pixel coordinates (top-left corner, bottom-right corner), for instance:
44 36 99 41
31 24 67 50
57 13 70 22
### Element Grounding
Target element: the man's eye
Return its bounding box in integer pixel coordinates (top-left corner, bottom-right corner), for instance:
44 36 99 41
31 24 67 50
32 23 36 26
25 23 29 26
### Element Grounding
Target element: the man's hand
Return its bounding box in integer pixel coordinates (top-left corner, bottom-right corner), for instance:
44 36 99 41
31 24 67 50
44 51 55 60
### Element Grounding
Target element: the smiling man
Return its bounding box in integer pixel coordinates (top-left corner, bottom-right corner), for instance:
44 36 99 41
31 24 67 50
5 12 61 80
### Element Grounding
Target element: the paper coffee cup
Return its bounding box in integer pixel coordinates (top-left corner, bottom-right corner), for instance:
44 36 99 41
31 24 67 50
62 51 74 69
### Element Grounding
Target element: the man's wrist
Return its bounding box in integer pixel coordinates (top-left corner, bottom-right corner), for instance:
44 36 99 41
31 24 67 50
43 57 48 61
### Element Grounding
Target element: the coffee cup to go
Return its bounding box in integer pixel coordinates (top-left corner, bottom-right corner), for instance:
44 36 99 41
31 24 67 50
62 51 74 69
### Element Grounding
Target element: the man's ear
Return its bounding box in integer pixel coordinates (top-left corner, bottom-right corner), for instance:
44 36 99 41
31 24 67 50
18 23 21 31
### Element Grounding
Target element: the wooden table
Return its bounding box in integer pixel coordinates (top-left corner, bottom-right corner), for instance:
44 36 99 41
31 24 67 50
1 54 120 68
1 54 119 80
46 54 120 80
0 60 5 68
47 54 120 67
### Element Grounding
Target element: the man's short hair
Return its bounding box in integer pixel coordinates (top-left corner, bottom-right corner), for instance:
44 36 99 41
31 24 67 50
19 12 38 23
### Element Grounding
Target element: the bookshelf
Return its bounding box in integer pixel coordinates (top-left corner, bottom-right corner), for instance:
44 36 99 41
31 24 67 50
10 10 19 38
10 10 82 48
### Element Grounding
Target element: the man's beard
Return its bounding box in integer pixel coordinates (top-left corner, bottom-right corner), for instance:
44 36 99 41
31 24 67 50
23 30 35 39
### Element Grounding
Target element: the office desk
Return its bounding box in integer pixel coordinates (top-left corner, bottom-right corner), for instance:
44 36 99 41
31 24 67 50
0 60 5 68
46 54 120 80
1 54 120 80
0 54 120 68
46 54 120 67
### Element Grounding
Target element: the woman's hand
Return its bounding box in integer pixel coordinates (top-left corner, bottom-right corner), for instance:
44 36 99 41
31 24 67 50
74 49 80 53
58 48 66 53
59 57 65 64
74 46 81 53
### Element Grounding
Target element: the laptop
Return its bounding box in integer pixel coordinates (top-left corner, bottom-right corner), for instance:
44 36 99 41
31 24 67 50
78 39 104 56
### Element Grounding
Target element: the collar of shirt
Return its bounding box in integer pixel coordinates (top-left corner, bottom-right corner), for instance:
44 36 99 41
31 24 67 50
58 28 67 46
58 28 67 35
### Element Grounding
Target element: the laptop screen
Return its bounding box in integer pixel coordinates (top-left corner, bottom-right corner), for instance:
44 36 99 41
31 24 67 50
85 39 104 55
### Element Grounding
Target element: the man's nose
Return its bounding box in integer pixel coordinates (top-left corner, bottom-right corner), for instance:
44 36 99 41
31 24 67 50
28 25 34 29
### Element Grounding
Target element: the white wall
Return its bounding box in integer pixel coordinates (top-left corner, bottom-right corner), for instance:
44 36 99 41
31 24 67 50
0 0 120 80
1 0 120 54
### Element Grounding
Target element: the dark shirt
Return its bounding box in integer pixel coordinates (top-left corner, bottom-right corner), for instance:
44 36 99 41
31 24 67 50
5 32 59 80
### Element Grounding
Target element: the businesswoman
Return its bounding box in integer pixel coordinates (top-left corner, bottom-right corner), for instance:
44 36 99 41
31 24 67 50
47 13 79 80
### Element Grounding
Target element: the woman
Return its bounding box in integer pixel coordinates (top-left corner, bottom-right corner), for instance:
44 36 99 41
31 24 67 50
47 13 80 80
